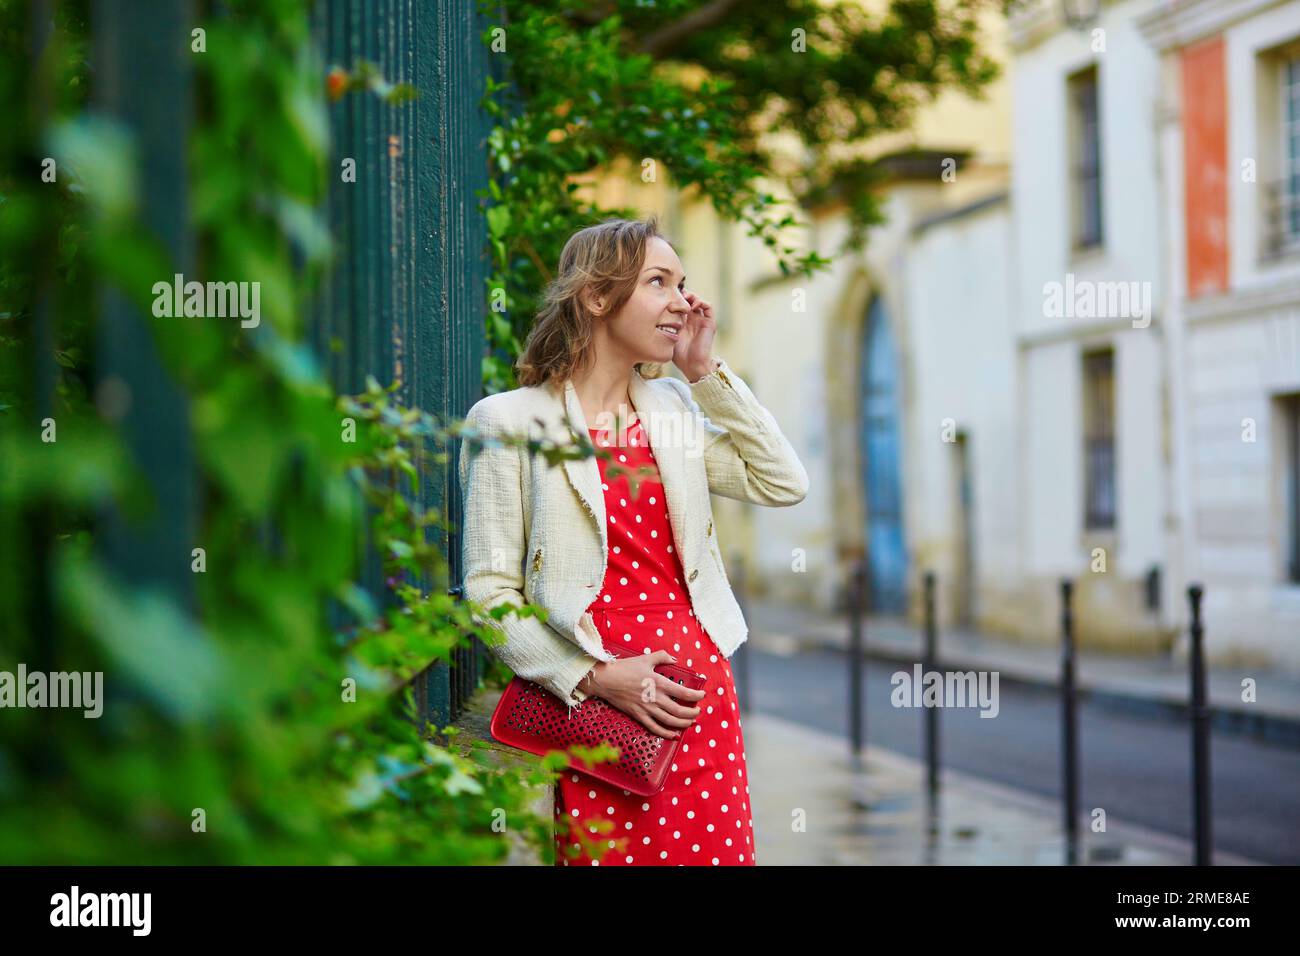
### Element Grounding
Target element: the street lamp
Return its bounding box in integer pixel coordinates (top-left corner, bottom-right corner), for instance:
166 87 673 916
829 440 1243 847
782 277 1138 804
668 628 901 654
1061 0 1101 30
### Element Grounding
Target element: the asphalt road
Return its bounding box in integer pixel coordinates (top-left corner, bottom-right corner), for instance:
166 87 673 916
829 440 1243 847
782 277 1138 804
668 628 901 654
733 641 1300 866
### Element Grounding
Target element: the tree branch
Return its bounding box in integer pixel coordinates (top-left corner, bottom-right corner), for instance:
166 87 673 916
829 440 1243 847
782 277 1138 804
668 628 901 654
637 0 753 59
563 1 621 27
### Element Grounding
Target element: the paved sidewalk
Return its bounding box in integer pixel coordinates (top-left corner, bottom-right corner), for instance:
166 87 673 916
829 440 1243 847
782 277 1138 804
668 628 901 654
742 711 1262 865
744 599 1300 749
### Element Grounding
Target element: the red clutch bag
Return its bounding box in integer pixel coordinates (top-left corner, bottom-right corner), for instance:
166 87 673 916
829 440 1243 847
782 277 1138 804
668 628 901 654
489 644 709 796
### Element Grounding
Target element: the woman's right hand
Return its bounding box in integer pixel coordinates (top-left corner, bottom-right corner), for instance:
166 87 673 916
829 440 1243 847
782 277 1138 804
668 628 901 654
588 652 706 739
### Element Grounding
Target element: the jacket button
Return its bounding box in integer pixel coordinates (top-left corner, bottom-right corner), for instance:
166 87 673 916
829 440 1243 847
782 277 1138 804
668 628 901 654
707 520 713 537
689 569 699 582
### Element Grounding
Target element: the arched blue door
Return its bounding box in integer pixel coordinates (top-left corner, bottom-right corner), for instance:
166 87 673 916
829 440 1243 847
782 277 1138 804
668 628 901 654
860 298 907 613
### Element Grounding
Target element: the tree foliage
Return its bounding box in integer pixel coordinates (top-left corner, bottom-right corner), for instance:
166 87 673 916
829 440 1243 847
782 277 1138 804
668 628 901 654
479 0 999 391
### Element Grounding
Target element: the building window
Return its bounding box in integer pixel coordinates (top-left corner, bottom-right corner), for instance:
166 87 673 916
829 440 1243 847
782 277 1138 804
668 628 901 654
1278 52 1300 253
1262 44 1300 259
1068 65 1103 251
1287 55 1300 241
1284 394 1300 584
1083 348 1116 530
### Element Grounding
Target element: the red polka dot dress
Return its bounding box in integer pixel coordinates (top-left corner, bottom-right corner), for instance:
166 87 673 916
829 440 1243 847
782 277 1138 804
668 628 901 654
553 412 758 867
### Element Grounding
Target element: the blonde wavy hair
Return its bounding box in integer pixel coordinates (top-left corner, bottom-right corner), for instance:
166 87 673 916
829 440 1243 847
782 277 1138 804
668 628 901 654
515 215 671 392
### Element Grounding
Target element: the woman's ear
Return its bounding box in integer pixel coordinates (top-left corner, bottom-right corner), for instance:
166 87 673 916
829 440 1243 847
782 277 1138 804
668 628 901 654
582 286 607 318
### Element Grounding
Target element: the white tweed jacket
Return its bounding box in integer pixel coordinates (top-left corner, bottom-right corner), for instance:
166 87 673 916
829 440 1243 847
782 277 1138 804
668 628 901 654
457 357 808 711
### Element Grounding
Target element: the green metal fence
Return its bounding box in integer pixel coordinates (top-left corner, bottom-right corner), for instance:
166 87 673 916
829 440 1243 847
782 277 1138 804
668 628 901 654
311 0 494 732
89 0 494 735
93 0 199 614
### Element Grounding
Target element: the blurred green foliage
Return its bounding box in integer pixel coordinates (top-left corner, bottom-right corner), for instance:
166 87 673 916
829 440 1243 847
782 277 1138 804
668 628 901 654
0 0 618 865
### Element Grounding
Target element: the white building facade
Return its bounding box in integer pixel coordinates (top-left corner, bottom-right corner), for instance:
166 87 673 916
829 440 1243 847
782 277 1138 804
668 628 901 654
1140 0 1300 670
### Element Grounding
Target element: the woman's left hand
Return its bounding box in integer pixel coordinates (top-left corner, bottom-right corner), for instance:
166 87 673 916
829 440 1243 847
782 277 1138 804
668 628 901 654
675 291 717 382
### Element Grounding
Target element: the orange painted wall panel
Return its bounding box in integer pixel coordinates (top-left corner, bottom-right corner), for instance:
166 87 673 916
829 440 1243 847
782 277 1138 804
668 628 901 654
1181 37 1229 298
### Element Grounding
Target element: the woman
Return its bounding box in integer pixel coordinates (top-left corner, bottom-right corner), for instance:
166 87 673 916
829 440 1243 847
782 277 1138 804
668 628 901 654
458 215 808 865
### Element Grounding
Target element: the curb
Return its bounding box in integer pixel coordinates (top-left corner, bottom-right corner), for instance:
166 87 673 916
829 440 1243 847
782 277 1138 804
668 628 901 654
755 628 1300 750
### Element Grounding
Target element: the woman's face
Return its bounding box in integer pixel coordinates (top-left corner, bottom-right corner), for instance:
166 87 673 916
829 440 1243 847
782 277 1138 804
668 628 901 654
595 236 691 365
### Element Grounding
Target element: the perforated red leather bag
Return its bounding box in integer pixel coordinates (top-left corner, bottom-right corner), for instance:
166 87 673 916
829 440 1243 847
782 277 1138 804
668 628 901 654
489 643 709 796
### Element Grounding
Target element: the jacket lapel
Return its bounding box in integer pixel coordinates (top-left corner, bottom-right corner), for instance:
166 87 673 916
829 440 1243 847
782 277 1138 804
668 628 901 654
630 369 692 573
560 378 607 554
559 368 693 572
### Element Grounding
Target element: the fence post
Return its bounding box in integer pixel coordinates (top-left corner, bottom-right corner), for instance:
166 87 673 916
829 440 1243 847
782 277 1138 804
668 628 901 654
923 570 939 796
1060 578 1079 864
1188 584 1212 866
92 0 198 609
848 556 866 759
731 551 751 715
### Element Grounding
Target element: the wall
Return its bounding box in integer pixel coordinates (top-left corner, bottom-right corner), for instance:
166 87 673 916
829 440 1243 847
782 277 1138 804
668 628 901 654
1009 0 1172 648
1146 0 1300 670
